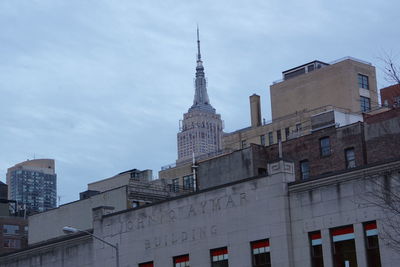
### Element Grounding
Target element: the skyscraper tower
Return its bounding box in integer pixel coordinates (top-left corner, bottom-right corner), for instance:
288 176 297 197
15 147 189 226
177 28 224 163
6 159 57 214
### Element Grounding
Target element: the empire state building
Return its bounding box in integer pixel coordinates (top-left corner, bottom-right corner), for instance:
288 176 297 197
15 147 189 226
177 29 224 163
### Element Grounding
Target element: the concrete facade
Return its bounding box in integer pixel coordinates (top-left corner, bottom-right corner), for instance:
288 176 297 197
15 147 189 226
28 186 128 245
1 160 399 266
271 58 378 119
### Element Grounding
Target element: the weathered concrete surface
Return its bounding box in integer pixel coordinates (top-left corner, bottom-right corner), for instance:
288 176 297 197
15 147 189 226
29 186 128 245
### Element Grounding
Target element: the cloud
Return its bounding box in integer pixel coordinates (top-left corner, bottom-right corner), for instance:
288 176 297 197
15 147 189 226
0 0 399 203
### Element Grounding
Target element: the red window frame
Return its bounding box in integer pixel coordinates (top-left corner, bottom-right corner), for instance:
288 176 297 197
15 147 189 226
173 254 189 266
211 247 228 262
139 262 153 267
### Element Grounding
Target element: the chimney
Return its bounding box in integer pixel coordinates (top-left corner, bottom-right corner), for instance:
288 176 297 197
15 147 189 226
250 94 262 127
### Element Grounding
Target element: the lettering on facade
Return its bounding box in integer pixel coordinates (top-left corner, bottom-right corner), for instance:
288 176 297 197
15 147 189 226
104 191 249 237
144 225 218 250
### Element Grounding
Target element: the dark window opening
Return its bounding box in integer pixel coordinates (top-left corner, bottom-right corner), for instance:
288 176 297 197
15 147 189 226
309 231 324 267
251 239 271 267
260 135 266 146
285 127 290 140
138 262 153 267
268 132 274 145
364 221 382 267
277 130 282 142
211 247 229 267
174 254 190 267
331 225 357 267
258 168 267 176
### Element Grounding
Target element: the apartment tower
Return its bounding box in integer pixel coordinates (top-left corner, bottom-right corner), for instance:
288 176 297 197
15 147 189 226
6 159 57 214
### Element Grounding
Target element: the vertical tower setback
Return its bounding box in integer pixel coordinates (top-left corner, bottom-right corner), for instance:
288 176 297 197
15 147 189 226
177 28 224 163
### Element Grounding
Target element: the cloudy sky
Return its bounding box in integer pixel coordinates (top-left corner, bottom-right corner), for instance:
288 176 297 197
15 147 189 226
1 0 399 204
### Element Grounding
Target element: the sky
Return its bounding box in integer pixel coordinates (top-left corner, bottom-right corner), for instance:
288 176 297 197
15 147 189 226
0 0 399 204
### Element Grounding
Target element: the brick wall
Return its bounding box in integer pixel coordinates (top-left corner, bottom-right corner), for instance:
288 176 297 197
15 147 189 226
264 122 365 181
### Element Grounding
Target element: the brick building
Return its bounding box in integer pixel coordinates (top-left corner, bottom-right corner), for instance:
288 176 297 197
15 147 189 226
380 84 400 107
0 200 28 255
252 108 400 182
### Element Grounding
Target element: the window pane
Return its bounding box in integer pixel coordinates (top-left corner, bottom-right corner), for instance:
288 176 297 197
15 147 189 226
268 132 273 145
183 175 194 190
320 137 331 156
345 148 356 169
260 135 266 146
360 96 371 112
358 74 369 89
3 225 19 235
300 160 310 180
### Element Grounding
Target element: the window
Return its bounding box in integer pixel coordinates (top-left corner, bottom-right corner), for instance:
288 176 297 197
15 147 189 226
300 160 310 180
130 172 139 179
309 231 324 267
3 239 21 248
210 247 228 267
172 178 179 192
260 135 266 146
358 74 369 89
285 127 290 140
3 225 19 235
395 96 400 107
296 123 302 132
277 130 282 142
174 254 190 267
139 262 153 267
268 132 273 145
345 148 356 169
331 225 357 267
360 96 371 112
183 175 194 190
241 140 247 149
251 239 271 267
258 168 267 176
364 221 382 267
320 137 331 156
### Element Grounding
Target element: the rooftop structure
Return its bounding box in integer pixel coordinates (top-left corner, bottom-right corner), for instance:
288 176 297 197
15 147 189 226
223 57 378 152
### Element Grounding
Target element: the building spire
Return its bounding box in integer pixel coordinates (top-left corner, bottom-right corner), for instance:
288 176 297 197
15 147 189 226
190 26 214 112
197 25 201 61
